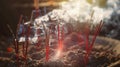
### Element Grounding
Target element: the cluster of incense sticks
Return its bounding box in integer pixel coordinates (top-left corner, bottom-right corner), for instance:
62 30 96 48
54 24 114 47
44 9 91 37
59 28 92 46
13 14 31 67
33 0 51 61
45 23 64 61
14 15 23 67
84 20 103 66
13 1 104 66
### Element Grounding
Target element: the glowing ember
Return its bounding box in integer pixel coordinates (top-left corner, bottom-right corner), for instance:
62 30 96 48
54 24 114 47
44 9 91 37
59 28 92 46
53 24 64 60
54 48 62 60
53 40 63 60
7 47 13 52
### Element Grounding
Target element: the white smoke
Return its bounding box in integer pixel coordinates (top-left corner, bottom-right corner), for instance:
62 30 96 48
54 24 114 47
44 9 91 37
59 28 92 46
34 0 119 26
20 0 120 42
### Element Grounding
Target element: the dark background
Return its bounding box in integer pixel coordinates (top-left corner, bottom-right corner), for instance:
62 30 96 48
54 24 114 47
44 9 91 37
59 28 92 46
0 0 120 40
0 0 33 37
0 0 65 37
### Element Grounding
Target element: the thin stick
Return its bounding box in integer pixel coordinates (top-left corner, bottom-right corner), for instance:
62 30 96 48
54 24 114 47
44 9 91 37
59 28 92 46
7 24 15 39
21 20 25 58
41 22 49 62
7 24 17 53
16 15 23 54
58 24 60 45
15 15 23 67
84 23 90 66
89 21 103 51
25 26 30 66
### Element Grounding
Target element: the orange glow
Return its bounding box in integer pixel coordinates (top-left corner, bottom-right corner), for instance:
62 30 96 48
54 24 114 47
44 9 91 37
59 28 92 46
49 0 54 4
53 40 63 60
48 0 56 6
34 0 39 9
7 47 13 52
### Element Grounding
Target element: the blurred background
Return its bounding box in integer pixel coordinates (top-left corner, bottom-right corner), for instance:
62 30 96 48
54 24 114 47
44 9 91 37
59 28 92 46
0 0 120 39
0 0 120 50
0 1 120 67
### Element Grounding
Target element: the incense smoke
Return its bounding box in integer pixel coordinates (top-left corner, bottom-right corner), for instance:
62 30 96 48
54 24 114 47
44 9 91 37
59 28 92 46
34 0 120 26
